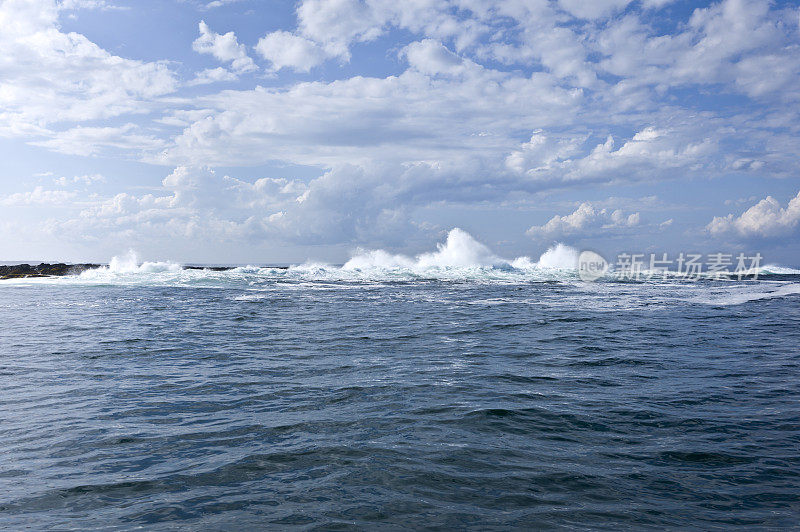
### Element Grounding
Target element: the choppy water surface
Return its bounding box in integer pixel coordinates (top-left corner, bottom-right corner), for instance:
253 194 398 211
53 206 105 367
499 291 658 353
1 262 800 529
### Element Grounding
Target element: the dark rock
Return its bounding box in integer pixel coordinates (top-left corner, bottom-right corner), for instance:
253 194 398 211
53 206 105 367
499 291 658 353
0 263 101 280
1 263 290 280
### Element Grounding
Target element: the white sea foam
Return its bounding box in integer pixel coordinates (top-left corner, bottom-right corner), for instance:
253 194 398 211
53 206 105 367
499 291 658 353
4 230 581 286
693 283 800 306
89 250 182 275
8 229 800 289
759 264 800 275
233 293 270 302
62 250 184 285
229 265 266 274
532 243 580 270
343 228 577 274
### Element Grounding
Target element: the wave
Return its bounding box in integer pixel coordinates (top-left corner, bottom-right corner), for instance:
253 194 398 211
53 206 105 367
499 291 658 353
6 229 575 286
693 283 800 306
11 228 797 288
758 264 800 275
81 250 182 278
530 243 579 270
343 228 577 272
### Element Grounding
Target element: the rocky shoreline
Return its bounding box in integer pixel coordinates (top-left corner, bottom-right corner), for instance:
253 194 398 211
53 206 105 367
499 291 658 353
0 263 290 280
0 263 101 280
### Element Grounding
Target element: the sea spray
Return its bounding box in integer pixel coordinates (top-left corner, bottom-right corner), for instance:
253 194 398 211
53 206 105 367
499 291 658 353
344 228 579 272
23 229 798 287
415 228 506 269
50 230 586 285
536 243 580 270
693 283 800 306
82 250 182 278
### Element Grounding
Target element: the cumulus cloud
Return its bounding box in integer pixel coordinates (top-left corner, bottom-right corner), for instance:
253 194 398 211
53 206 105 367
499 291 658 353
594 0 800 99
505 131 584 175
707 191 800 238
557 0 634 20
203 0 243 9
53 174 106 186
287 0 500 63
3 0 800 259
59 0 126 10
68 166 314 244
526 202 642 240
563 127 716 183
0 0 176 136
505 126 716 185
192 21 256 73
1 187 76 206
296 0 384 59
187 67 239 86
30 124 164 157
403 39 473 77
51 163 477 248
255 31 328 72
156 65 581 168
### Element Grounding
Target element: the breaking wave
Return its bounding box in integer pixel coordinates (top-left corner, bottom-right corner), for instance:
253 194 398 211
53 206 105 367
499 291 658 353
7 229 579 286
343 228 577 272
79 250 182 280
758 264 800 275
6 228 798 289
693 283 800 306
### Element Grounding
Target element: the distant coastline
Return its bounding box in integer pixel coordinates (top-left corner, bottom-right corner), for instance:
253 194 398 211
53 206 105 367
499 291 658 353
0 263 100 280
0 263 297 280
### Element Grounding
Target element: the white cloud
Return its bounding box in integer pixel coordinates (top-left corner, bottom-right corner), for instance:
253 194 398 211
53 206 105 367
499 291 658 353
59 0 126 10
192 20 256 73
568 128 716 182
505 131 584 175
473 1 598 86
30 124 164 157
65 166 319 244
48 163 500 248
0 0 176 137
187 67 239 86
0 186 76 206
53 174 106 186
291 0 496 63
156 0 799 194
557 0 634 20
255 31 328 72
527 202 642 240
707 191 800 238
403 39 473 77
203 0 243 9
296 0 384 59
506 126 717 186
156 66 581 168
641 0 678 8
594 0 800 99
3 0 800 259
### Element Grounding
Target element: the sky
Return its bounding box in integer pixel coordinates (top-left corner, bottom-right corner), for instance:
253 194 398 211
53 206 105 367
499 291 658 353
1 0 799 265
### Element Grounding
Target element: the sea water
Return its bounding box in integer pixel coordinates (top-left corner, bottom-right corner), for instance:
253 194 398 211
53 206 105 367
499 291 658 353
1 230 799 529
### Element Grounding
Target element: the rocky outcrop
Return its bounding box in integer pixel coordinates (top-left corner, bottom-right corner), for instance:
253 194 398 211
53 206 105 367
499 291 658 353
0 263 289 279
0 263 100 280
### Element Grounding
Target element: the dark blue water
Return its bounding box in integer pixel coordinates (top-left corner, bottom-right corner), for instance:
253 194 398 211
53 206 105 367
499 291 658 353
2 273 800 529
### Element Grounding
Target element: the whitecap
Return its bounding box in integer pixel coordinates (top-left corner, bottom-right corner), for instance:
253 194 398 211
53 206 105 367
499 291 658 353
694 283 800 306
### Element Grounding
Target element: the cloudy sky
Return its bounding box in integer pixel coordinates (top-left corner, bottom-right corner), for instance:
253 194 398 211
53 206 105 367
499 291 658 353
1 0 799 264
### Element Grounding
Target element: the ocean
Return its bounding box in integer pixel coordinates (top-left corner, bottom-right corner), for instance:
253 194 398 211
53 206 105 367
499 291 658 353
2 237 799 529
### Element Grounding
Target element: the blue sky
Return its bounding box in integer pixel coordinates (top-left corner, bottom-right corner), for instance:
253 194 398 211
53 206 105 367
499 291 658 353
1 0 799 264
